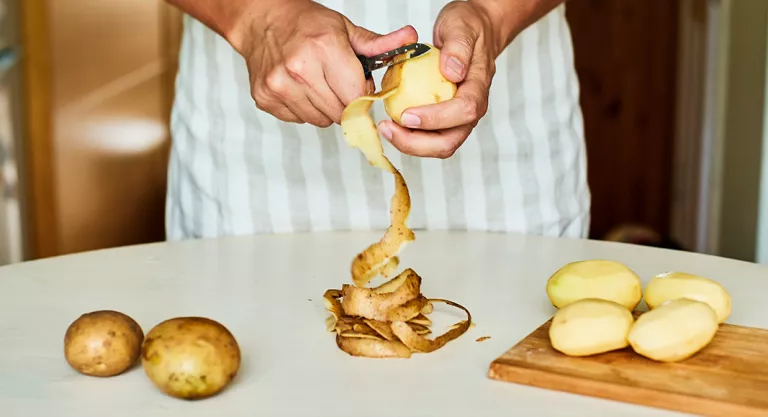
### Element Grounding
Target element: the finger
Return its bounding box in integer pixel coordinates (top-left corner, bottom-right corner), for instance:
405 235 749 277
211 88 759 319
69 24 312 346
274 67 334 126
305 82 345 125
323 25 417 107
253 93 303 124
323 55 367 108
377 119 471 159
268 103 304 124
397 76 489 130
285 95 334 127
347 24 418 57
433 15 475 82
288 62 346 124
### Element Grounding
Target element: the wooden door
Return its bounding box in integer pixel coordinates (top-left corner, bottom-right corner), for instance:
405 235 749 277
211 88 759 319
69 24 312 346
565 1 680 240
19 0 182 259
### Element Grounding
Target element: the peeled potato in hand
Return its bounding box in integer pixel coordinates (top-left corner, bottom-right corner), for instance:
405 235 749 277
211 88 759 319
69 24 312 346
340 45 457 175
644 271 731 323
64 310 144 377
628 298 719 362
380 46 457 125
141 317 241 400
546 260 643 310
549 298 635 357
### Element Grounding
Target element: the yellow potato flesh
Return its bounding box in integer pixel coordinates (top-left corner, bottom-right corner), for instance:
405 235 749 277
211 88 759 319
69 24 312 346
546 259 643 310
380 47 457 125
64 310 144 377
141 317 241 399
644 271 732 323
628 298 719 362
549 298 634 357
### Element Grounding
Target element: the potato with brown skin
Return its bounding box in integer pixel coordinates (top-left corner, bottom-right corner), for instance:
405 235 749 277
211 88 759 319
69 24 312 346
141 317 241 400
64 310 144 377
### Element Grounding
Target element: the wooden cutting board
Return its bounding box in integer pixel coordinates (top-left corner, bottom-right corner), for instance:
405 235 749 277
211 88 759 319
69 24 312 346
488 312 768 417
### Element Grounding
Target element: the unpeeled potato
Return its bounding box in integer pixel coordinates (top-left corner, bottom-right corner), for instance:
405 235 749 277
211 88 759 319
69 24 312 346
64 310 144 377
644 271 731 323
141 317 241 399
549 298 635 356
628 298 719 362
546 260 643 310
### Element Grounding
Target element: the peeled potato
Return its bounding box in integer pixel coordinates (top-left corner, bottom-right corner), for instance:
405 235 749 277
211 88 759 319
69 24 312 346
380 46 457 125
549 298 634 356
628 298 719 362
63 310 144 377
546 260 643 310
644 271 731 323
141 317 241 400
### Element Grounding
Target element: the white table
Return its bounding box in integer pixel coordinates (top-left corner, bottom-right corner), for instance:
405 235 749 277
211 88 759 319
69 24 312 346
1 231 766 416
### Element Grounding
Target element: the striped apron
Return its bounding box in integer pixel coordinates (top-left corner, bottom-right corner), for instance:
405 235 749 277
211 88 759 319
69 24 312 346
165 1 591 240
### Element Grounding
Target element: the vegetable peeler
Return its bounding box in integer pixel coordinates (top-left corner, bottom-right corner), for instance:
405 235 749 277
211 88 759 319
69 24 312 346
356 43 431 79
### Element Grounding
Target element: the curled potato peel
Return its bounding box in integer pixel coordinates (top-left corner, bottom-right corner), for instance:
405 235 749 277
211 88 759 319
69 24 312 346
336 334 412 359
410 313 432 326
364 319 397 341
341 45 454 289
325 282 472 358
391 299 472 353
342 87 414 288
341 269 421 320
323 46 471 357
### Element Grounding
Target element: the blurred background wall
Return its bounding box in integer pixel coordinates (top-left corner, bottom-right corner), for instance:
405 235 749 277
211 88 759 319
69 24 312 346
8 0 180 261
2 0 767 264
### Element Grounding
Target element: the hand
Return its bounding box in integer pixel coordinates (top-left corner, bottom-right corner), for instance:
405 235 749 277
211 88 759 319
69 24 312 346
230 0 417 127
377 1 499 158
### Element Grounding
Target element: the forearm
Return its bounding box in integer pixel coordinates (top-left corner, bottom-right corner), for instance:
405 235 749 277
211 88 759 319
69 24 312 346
471 0 566 56
164 0 308 51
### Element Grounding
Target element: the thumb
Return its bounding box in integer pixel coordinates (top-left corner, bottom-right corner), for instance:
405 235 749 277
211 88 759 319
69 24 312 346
434 18 475 83
347 24 418 57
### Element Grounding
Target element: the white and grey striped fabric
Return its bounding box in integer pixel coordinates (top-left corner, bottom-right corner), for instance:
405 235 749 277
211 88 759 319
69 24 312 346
165 1 591 241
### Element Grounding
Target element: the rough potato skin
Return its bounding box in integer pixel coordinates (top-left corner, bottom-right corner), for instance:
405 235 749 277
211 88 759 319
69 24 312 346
63 310 144 377
141 317 241 400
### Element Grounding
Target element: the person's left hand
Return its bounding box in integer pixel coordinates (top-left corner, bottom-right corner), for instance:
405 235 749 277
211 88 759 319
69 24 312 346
377 1 499 159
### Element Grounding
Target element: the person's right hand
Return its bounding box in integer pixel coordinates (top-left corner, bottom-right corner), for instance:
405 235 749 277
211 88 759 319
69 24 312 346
228 0 417 127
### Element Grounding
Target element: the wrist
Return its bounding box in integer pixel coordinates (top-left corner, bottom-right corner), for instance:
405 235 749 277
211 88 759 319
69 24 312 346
469 0 565 56
468 0 514 58
227 0 309 55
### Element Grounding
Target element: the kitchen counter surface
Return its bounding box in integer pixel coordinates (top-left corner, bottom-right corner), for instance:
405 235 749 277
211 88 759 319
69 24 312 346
1 231 766 417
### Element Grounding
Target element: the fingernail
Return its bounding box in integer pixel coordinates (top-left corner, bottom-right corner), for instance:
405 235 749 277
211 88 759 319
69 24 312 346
378 123 393 140
447 57 464 79
400 112 421 128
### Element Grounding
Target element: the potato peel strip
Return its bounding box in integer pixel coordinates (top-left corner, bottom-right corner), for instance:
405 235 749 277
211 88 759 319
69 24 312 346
364 319 397 341
373 269 409 294
336 334 412 359
391 299 472 353
341 88 415 288
341 269 421 320
323 46 471 359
